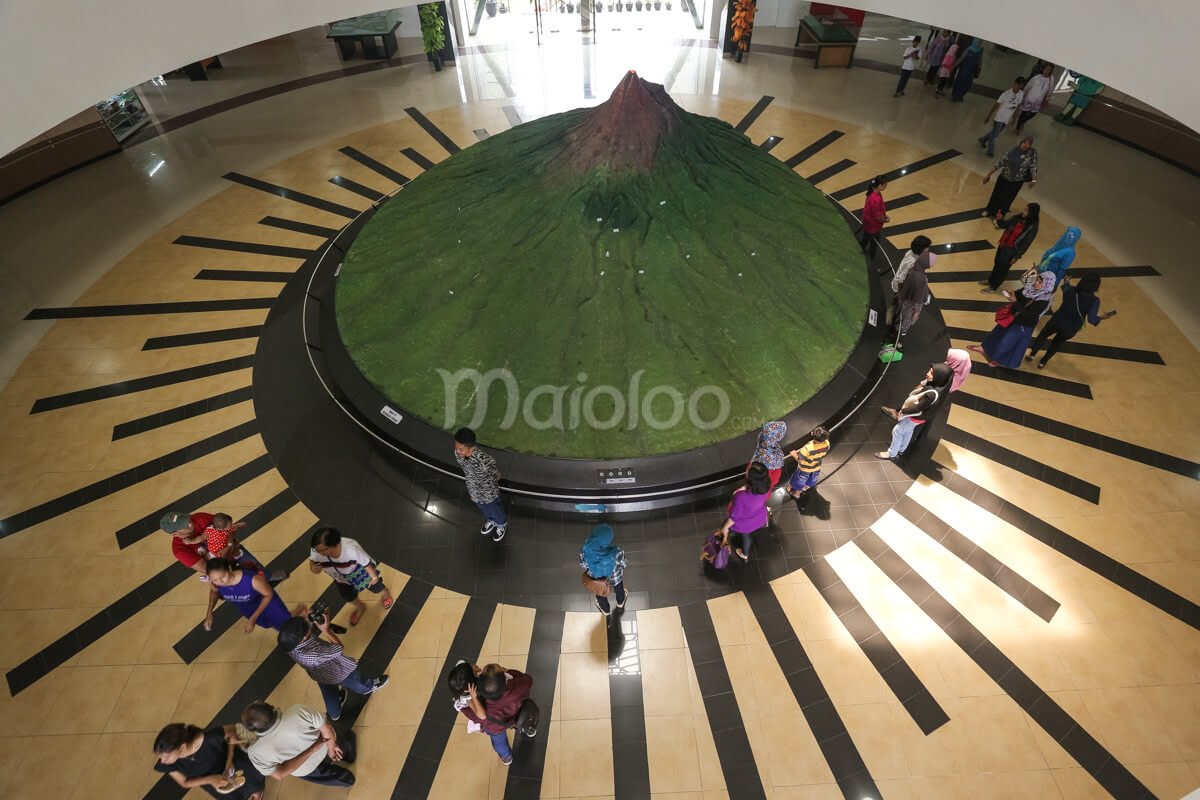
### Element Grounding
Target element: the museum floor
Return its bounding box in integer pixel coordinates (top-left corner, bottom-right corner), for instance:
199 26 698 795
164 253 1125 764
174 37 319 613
0 33 1198 800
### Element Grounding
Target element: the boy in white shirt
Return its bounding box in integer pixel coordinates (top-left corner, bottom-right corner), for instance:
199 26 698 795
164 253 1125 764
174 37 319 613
893 35 922 98
977 77 1026 157
1016 62 1054 134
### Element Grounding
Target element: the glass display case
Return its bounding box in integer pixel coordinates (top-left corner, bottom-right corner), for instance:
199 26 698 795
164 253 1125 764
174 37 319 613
96 89 149 143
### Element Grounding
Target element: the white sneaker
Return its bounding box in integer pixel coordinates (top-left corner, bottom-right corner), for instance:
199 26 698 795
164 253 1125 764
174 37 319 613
480 520 497 535
492 525 507 543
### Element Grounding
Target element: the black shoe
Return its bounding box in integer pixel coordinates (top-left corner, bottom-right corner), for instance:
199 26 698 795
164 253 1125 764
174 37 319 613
331 687 348 720
368 675 390 693
492 525 507 542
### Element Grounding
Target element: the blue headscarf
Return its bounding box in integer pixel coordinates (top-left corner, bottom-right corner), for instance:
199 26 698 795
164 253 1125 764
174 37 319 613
1038 226 1081 283
581 524 619 579
752 420 787 469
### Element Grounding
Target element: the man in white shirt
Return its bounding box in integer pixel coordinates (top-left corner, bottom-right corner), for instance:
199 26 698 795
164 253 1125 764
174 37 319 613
977 76 1027 157
241 701 356 787
1016 62 1054 134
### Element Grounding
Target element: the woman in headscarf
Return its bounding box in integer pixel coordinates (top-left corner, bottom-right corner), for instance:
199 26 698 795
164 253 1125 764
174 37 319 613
717 462 772 562
875 363 954 461
935 38 961 96
896 249 933 337
579 524 628 617
950 38 984 102
1027 273 1116 368
971 271 1056 368
982 203 1040 293
924 29 952 85
1032 226 1082 286
750 420 787 489
945 348 972 393
982 137 1039 224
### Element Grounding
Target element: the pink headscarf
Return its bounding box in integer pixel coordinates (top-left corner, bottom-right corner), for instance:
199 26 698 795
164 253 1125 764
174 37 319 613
945 348 972 393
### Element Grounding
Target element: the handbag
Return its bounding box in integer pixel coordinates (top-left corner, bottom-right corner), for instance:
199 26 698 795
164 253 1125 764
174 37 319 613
700 532 730 569
345 562 376 591
994 304 1015 328
581 571 610 597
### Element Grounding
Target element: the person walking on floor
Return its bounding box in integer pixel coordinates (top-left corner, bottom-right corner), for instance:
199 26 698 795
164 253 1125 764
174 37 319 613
982 137 1039 224
453 427 507 542
579 523 628 617
277 610 389 722
924 30 952 85
153 722 265 800
1016 62 1055 134
750 420 787 488
717 462 772 562
1027 274 1116 368
308 527 393 625
977 77 1026 156
203 558 294 634
453 664 535 766
241 702 356 788
970 271 1057 367
982 203 1040 293
161 510 284 583
934 38 961 96
950 38 984 102
875 364 954 461
1031 226 1082 286
859 176 890 263
894 249 934 338
786 427 831 500
894 35 922 97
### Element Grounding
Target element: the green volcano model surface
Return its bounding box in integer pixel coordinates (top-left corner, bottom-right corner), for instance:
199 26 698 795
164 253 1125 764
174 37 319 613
336 73 868 459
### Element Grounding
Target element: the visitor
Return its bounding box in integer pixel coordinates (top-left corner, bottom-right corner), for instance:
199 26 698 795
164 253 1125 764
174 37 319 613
946 348 973 394
579 523 628 617
1033 226 1082 286
241 701 356 787
904 358 957 450
1027 274 1116 368
893 35 922 97
161 510 215 579
970 271 1057 367
859 176 889 262
717 462 772 562
982 137 1039 223
977 77 1026 157
453 427 507 542
277 612 389 722
309 527 393 625
924 30 953 85
890 235 932 293
786 427 831 499
895 249 933 337
934 37 961 96
453 664 534 766
750 420 787 488
950 38 984 102
153 722 265 800
203 558 293 633
875 364 954 461
982 203 1040 293
1016 62 1055 134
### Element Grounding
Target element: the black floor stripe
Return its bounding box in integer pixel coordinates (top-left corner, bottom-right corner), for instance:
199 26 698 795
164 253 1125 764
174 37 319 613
258 215 340 239
173 525 318 663
884 207 988 236
391 597 497 799
742 587 881 799
928 264 1161 283
931 239 995 255
31 354 255 413
405 106 461 154
945 326 1166 365
338 145 411 185
892 495 1061 622
142 324 263 351
173 234 317 260
329 174 386 202
143 580 347 800
830 149 961 200
936 296 1005 313
942 424 1101 504
609 612 651 800
6 488 298 695
806 159 856 185
855 529 1158 799
967 359 1093 399
112 385 254 440
194 268 292 283
474 128 491 141
759 135 782 152
677 601 768 800
802 559 951 734
734 95 774 133
0 419 260 542
784 130 844 168
402 147 436 171
503 609 565 800
113 452 275 548
503 105 523 127
25 297 276 320
927 465 1200 631
884 192 929 212
224 172 360 218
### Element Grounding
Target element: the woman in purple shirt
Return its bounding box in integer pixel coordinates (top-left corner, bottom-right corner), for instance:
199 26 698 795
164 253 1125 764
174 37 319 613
718 462 772 562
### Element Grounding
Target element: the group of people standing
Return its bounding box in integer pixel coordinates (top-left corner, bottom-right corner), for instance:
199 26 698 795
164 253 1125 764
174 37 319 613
891 29 985 103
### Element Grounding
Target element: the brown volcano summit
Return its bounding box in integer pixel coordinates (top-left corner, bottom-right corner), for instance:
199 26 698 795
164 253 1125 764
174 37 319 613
562 71 682 174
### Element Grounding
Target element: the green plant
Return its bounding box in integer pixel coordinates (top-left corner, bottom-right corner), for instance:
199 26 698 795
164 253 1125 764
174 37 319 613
419 3 446 55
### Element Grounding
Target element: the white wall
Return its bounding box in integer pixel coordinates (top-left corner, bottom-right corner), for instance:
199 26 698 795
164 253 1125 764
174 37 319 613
2 0 1198 156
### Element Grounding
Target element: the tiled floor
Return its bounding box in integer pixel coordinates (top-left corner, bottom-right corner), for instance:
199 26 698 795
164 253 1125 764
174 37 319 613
0 31 1197 800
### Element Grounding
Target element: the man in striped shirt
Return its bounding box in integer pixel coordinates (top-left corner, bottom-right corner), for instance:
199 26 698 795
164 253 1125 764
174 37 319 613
787 427 831 499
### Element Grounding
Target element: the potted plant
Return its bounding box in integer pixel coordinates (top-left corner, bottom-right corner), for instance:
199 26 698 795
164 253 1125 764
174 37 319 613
567 1 574 10
419 3 446 70
653 0 661 8
596 0 602 9
666 0 671 7
499 0 508 11
485 0 498 16
625 0 632 9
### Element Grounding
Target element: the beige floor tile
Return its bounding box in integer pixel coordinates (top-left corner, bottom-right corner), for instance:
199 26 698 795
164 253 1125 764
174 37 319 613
428 717 511 799
558 718 615 797
770 785 844 800
170 661 258 723
958 695 1049 773
639 647 692 718
356 657 438 726
1079 687 1182 765
637 606 686 650
39 664 134 734
498 603 537 656
9 733 101 800
345 725 417 800
105 663 193 733
70 731 161 800
0 735 32 798
396 595 470 659
557 651 612 721
837 703 912 781
646 715 704 794
561 610 607 653
966 769 1063 800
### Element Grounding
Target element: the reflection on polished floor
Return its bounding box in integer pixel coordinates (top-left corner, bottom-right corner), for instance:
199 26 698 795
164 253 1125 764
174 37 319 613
0 31 1197 800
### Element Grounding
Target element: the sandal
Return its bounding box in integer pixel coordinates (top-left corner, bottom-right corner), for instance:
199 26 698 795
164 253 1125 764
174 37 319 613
349 607 364 626
382 596 394 611
215 773 246 795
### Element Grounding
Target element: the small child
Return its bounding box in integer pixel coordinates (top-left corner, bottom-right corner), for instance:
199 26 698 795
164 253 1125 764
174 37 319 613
786 427 831 499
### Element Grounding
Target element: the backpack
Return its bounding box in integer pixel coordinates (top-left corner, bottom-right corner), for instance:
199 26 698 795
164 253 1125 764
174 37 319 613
485 676 539 738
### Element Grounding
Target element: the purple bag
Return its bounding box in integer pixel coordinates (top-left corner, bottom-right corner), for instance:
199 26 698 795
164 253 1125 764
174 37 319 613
701 533 730 570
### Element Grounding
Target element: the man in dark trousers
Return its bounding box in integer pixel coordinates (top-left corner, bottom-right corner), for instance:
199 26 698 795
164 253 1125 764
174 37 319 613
452 663 533 766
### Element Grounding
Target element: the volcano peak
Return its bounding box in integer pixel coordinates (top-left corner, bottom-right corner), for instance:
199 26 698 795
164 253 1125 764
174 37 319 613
563 72 682 174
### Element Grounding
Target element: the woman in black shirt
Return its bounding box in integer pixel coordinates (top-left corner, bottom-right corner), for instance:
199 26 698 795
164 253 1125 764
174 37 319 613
153 723 264 799
1027 274 1115 368
971 271 1056 368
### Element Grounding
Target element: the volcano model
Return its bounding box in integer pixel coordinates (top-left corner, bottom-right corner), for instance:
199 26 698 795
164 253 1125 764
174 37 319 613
336 73 868 459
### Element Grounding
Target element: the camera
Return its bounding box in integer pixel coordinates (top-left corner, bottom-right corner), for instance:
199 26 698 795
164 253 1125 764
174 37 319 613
307 601 331 626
